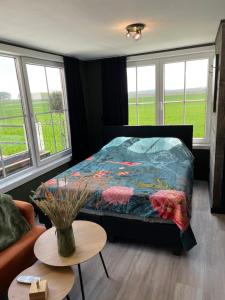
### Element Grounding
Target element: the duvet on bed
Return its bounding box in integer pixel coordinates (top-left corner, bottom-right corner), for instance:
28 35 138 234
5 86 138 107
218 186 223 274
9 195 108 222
44 137 197 250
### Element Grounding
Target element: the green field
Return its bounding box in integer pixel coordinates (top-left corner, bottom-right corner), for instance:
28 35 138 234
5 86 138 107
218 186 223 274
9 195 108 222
0 99 68 157
0 93 206 158
129 93 206 138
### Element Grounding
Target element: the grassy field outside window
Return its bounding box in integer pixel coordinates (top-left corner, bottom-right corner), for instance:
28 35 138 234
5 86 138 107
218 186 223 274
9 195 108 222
128 92 206 138
0 99 67 157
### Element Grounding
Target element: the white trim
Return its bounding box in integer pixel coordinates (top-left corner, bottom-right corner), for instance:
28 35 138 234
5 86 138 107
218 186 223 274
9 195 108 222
60 67 72 149
0 154 72 194
127 45 215 63
0 43 63 62
20 56 72 165
16 56 38 167
21 56 63 68
20 57 43 166
205 52 214 145
193 143 210 150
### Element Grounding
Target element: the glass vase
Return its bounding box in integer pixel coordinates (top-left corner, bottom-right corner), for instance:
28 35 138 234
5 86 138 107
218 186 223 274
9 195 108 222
56 225 75 257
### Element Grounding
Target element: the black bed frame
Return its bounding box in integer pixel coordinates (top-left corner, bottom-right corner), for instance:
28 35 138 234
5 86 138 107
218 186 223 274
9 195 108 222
77 125 193 254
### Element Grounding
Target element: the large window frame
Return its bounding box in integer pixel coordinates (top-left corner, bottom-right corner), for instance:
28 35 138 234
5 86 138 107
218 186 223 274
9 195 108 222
21 57 71 166
127 47 214 146
0 45 72 193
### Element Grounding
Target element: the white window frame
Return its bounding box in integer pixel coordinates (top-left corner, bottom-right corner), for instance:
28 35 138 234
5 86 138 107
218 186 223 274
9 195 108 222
21 57 71 166
127 46 215 147
0 45 72 193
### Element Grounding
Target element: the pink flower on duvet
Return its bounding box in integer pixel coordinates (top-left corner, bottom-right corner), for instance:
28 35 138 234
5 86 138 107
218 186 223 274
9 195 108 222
93 170 111 178
46 178 66 187
86 156 94 161
102 186 133 205
47 179 57 185
149 190 189 231
106 160 141 166
71 172 80 177
120 162 141 166
117 171 129 176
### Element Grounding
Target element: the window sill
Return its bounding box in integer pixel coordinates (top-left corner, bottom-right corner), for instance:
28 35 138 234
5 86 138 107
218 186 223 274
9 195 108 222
193 143 210 150
0 154 72 194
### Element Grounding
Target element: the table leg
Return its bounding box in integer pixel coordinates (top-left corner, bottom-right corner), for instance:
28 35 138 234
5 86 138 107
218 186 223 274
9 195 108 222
99 251 109 278
78 263 85 300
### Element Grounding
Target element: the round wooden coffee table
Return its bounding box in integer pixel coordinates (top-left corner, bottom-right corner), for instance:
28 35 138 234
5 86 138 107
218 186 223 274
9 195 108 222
8 261 75 300
34 221 109 300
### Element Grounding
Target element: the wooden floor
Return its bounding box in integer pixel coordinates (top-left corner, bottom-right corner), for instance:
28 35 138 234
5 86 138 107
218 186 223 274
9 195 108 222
69 181 225 300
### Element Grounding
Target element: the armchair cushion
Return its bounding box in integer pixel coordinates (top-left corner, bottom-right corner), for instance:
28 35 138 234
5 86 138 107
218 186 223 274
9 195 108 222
0 224 45 295
0 194 30 251
14 200 35 226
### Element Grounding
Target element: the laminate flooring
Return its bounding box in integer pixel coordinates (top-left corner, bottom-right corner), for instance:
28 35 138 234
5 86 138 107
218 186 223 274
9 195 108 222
69 181 225 299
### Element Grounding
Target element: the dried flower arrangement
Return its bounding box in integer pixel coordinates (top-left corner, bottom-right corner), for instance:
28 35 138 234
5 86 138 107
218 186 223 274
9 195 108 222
31 178 90 229
30 178 91 256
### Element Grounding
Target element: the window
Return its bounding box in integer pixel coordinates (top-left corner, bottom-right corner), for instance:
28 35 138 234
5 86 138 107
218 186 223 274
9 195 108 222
0 55 32 179
25 60 70 161
0 52 71 187
127 50 214 145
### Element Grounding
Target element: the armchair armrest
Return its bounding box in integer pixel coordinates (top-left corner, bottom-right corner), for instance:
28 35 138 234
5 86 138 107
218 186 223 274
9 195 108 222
14 200 35 227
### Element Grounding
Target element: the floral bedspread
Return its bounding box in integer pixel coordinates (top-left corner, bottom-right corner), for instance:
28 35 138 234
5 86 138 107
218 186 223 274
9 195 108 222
46 137 197 250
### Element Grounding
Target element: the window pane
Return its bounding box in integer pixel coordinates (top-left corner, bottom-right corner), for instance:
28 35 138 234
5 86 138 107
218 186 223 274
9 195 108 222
164 62 185 125
127 67 137 124
0 56 32 177
186 59 208 93
26 65 49 113
137 66 155 101
128 104 137 125
0 117 28 155
185 101 206 138
137 66 156 124
164 62 185 102
164 102 183 125
46 67 64 110
138 103 155 125
127 67 136 92
127 67 136 105
26 64 69 159
186 59 208 102
127 65 156 125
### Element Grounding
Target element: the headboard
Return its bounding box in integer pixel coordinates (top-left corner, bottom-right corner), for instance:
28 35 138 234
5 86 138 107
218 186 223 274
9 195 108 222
103 125 193 152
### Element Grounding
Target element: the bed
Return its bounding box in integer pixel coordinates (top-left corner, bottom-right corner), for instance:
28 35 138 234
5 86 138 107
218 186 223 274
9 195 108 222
38 125 197 253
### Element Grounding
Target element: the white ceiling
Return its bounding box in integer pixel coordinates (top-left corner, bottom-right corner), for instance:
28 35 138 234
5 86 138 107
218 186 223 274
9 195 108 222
0 0 224 60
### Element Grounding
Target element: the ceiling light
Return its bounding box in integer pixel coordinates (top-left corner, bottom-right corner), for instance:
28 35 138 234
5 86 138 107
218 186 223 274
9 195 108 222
126 23 146 41
134 30 141 40
126 31 131 38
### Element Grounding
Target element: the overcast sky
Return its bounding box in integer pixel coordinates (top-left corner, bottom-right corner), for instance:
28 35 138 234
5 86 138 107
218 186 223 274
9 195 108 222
0 56 62 99
127 59 208 92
